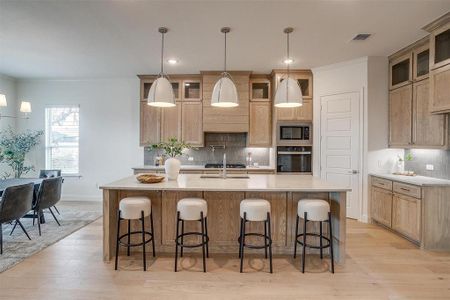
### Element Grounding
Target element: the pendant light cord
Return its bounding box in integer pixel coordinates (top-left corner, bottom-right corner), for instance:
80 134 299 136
160 31 165 75
224 31 227 73
286 30 290 103
286 31 290 77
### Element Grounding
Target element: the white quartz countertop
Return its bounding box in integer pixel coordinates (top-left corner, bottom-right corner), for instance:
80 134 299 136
133 165 275 171
370 173 450 187
100 174 350 192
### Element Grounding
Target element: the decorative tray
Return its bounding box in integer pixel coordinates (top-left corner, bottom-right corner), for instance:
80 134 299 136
136 173 165 184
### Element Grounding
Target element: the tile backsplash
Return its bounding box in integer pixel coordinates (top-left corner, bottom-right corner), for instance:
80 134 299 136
404 149 450 179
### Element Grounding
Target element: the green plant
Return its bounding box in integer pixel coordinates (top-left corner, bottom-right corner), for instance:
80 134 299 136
0 128 44 178
405 153 413 161
150 137 191 158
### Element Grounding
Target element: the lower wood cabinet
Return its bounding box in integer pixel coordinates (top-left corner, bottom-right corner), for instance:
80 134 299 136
140 103 160 146
392 193 421 242
248 102 272 147
181 102 203 147
371 186 393 227
430 63 450 114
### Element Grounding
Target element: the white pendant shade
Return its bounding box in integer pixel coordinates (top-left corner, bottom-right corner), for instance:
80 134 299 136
147 77 176 107
274 78 303 108
211 76 239 107
20 101 32 113
0 94 7 107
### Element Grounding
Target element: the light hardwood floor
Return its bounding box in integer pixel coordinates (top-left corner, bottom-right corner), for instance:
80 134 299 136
1 218 450 300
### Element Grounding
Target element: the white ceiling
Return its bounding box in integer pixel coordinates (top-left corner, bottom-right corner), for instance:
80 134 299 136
0 0 449 79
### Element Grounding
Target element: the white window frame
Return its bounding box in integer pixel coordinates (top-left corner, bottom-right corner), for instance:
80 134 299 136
45 105 80 176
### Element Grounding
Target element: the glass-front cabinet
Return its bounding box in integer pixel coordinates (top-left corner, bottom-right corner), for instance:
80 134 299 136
389 52 412 90
430 23 450 70
182 79 202 101
250 76 271 101
413 44 430 81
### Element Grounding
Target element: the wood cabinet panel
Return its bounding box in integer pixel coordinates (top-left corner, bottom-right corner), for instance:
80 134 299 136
272 70 313 99
393 182 421 199
275 99 312 122
392 194 421 242
429 21 450 70
389 85 413 147
248 102 272 147
413 79 448 147
389 52 413 90
371 187 393 227
161 103 182 142
430 64 450 113
140 102 160 146
413 43 430 81
181 101 203 147
371 177 393 191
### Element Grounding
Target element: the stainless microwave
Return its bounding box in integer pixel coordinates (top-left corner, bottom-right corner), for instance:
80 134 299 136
276 122 312 146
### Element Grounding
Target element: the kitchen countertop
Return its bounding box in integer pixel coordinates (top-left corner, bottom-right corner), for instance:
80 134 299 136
132 165 275 171
101 174 350 192
370 173 450 187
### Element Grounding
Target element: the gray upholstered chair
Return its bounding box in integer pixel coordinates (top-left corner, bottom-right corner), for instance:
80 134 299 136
33 177 63 236
39 169 63 214
0 183 34 255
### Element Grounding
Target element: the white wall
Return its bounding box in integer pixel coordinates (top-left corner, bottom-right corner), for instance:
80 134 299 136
16 78 143 200
312 57 402 222
0 74 18 177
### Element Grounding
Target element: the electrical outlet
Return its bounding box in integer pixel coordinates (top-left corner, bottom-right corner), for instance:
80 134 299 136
188 156 194 161
426 164 434 171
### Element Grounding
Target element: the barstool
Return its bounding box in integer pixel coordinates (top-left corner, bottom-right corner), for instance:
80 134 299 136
238 199 273 273
174 198 209 272
114 197 155 271
294 199 334 273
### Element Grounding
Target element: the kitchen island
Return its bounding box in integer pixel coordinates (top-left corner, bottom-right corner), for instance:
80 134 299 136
101 174 350 264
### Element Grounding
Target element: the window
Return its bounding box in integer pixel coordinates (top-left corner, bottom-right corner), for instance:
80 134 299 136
45 106 80 175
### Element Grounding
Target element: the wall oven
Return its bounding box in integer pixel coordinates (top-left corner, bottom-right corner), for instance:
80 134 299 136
277 146 312 173
276 122 312 146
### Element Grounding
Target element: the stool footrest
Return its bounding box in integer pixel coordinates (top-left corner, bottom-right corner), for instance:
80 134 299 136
118 231 154 248
175 232 209 248
238 232 272 249
295 233 330 250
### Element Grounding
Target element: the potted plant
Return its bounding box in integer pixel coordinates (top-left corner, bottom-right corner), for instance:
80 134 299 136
0 128 44 178
150 137 191 180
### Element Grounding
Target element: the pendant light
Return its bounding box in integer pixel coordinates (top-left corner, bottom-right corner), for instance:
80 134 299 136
274 27 303 108
147 27 176 108
211 27 239 108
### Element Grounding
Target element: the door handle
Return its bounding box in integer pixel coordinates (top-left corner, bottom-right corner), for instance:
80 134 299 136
349 170 359 174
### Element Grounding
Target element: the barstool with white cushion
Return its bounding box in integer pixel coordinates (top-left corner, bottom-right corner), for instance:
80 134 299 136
115 197 155 271
239 199 273 273
294 199 334 273
174 198 209 272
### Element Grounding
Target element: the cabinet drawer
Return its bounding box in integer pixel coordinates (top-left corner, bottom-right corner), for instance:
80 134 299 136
372 177 393 190
393 182 421 198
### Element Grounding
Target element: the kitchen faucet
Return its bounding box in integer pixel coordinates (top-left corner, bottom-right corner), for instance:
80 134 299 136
222 153 227 179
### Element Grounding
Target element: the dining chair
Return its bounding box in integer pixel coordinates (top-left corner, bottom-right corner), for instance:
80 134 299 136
39 169 62 215
0 183 34 254
33 177 63 236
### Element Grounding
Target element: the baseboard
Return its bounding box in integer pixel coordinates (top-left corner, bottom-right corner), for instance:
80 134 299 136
360 214 369 223
61 194 102 202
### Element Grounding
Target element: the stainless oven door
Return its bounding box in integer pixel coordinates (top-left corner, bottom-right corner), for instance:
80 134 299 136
277 149 312 173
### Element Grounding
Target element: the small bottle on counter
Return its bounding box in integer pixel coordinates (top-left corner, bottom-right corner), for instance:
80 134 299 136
246 152 252 167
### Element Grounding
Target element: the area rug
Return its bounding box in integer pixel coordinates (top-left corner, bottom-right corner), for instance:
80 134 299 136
0 201 102 273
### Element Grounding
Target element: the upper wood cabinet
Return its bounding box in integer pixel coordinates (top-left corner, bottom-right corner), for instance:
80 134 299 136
389 85 413 147
250 76 271 102
182 78 202 101
248 102 272 147
275 99 313 122
389 52 413 90
430 63 450 114
140 102 160 146
429 21 450 70
181 101 203 147
272 70 313 99
413 43 430 81
161 103 182 142
201 71 250 132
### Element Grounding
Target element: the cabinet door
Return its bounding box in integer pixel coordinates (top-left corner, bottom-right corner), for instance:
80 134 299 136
389 85 413 147
392 193 421 242
413 43 430 81
161 103 182 142
430 64 450 113
371 187 393 227
296 99 313 121
430 23 450 70
275 106 297 121
140 102 160 146
413 79 448 147
248 102 272 147
389 52 413 90
182 80 202 101
250 79 271 102
182 102 203 147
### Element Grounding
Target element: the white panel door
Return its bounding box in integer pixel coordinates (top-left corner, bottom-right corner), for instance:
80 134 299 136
320 92 361 219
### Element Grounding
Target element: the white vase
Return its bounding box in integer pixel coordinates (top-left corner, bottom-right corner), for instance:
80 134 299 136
165 157 181 180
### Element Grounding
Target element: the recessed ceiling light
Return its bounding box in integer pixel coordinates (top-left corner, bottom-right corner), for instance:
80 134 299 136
283 58 294 64
167 59 178 64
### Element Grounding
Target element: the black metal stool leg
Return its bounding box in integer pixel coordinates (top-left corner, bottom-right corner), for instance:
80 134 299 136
205 217 209 258
328 212 334 273
267 212 273 274
200 211 206 273
320 221 323 259
264 219 268 259
302 211 307 273
141 211 147 271
240 212 247 273
150 211 156 257
238 217 243 259
180 220 184 257
17 220 31 240
174 211 180 272
293 214 299 258
114 210 121 270
37 210 41 236
127 219 131 256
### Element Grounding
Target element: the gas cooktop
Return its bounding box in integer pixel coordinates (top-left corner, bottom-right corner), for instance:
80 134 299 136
204 163 246 169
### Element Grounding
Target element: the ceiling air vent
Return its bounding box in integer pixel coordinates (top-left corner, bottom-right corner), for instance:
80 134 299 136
352 33 371 41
